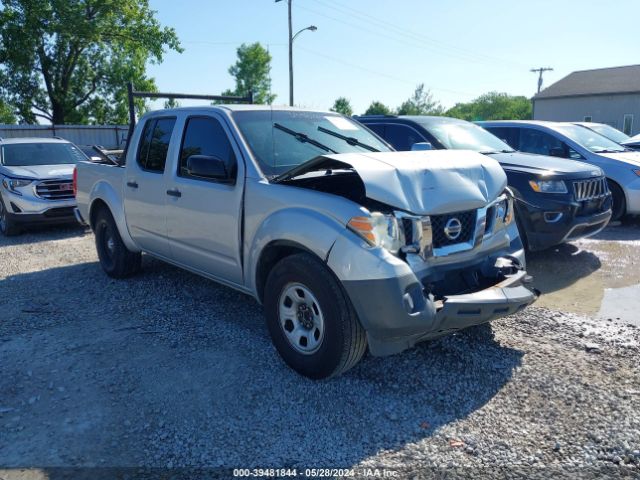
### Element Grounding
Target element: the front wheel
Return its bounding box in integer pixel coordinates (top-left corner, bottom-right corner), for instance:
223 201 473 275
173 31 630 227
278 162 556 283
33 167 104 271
608 180 626 222
94 209 141 278
0 198 20 236
264 253 367 379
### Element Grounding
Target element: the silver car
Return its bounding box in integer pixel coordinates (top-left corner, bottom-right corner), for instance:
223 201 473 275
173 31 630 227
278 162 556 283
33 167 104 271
0 137 84 235
479 121 640 220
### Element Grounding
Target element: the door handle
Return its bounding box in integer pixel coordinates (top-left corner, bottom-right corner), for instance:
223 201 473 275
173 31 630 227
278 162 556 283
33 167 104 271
126 181 138 188
166 189 182 198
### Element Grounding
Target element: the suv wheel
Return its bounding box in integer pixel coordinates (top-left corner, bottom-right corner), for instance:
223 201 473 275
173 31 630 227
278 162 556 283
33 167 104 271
94 209 141 278
0 198 20 236
264 253 367 379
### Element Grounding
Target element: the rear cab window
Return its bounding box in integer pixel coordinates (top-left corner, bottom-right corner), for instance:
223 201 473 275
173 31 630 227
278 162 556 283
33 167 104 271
136 117 177 173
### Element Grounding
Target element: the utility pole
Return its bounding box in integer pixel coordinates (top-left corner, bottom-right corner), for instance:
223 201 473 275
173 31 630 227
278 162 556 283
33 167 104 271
531 67 554 94
276 0 317 106
286 0 293 106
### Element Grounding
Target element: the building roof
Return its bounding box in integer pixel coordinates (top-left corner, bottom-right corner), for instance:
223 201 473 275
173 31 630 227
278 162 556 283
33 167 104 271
534 65 640 100
0 137 71 144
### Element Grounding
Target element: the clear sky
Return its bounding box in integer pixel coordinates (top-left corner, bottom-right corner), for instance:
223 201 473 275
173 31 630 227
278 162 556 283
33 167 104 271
146 0 639 114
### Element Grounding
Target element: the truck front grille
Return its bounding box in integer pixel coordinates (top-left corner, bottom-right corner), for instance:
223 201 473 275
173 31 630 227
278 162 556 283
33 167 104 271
573 178 608 202
35 179 74 200
430 209 476 248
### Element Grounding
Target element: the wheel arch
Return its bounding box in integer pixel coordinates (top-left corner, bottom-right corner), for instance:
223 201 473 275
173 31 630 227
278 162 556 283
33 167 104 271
88 185 139 252
255 240 326 304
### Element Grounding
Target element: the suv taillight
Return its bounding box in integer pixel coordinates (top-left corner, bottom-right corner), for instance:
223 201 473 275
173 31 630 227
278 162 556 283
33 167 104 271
72 167 77 197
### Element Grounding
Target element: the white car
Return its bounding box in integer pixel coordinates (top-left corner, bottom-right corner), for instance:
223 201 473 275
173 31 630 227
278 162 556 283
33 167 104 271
0 137 84 235
479 121 640 220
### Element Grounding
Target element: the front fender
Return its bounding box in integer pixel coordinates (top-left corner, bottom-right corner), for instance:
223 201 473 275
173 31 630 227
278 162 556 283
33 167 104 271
245 207 347 294
89 180 139 252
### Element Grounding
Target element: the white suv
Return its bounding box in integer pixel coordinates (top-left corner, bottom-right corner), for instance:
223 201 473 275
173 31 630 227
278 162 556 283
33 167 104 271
0 137 85 235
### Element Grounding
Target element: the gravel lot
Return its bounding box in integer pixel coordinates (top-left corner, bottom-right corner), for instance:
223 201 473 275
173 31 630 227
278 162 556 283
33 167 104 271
1 224 639 479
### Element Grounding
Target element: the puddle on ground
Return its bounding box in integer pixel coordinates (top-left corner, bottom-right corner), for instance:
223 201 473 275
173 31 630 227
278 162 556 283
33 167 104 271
526 221 640 325
598 284 640 327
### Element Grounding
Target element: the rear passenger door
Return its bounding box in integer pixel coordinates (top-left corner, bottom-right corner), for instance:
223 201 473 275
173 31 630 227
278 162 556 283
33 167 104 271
164 114 245 285
124 116 176 258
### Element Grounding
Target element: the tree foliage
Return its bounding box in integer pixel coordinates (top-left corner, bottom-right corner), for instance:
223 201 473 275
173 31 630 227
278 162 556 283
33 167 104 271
364 101 393 116
446 92 532 121
222 43 275 104
0 0 181 124
0 100 17 124
397 84 444 116
163 98 181 109
330 97 353 116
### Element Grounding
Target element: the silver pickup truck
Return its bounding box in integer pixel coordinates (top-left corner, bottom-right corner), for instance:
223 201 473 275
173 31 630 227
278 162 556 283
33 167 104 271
75 105 537 378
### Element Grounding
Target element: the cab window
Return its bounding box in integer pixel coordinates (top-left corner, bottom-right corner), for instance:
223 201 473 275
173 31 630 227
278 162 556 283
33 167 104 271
136 117 176 172
179 116 237 183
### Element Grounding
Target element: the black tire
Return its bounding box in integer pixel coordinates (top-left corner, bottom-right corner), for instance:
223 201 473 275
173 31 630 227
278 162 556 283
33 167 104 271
608 180 626 222
263 252 367 379
0 198 20 236
94 208 141 278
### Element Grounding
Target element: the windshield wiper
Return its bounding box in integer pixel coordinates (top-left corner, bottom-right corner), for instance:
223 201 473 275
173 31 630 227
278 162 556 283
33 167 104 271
593 149 624 153
317 126 380 152
481 149 515 154
274 123 337 154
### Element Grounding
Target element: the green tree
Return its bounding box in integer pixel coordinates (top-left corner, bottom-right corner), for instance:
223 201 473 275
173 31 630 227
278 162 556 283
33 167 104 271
364 101 393 115
330 97 353 116
0 0 181 124
446 92 532 121
0 100 17 124
164 98 181 109
397 84 444 116
222 43 275 104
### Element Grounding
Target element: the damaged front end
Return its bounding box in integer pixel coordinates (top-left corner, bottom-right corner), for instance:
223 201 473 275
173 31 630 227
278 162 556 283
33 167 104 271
296 151 540 356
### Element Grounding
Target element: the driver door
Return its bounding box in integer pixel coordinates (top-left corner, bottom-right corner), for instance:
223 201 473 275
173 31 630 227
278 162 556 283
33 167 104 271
164 114 244 285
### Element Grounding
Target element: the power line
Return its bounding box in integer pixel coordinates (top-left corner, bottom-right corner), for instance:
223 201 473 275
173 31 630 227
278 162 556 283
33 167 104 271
308 0 528 70
530 67 554 93
296 46 476 97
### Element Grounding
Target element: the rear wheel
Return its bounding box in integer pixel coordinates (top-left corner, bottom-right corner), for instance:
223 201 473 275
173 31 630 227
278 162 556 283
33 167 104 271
264 253 367 379
0 198 20 236
608 180 626 222
94 209 141 278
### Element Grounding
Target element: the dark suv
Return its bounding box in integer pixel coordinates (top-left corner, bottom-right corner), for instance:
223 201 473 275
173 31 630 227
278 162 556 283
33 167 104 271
356 115 612 251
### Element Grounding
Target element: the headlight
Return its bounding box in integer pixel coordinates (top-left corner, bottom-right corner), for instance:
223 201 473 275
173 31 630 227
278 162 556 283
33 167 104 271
495 191 514 226
632 169 640 177
2 178 33 194
347 212 402 254
528 179 567 194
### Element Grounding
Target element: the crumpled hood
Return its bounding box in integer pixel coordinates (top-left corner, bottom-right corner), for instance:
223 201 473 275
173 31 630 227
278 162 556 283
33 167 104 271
283 150 507 215
598 151 640 167
0 164 75 179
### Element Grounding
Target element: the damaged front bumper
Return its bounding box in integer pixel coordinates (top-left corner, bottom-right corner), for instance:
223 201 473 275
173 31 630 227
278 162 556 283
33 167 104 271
329 232 538 357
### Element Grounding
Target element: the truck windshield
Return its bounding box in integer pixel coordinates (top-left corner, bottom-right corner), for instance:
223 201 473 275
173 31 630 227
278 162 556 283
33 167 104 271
555 125 626 153
418 120 514 154
1 142 87 166
232 110 391 177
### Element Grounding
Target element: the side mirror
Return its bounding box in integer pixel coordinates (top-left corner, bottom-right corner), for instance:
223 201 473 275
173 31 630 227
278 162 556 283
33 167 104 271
411 142 433 151
186 155 228 180
549 147 565 158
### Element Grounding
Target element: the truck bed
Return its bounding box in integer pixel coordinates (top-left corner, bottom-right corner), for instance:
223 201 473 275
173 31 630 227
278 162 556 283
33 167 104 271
75 161 125 227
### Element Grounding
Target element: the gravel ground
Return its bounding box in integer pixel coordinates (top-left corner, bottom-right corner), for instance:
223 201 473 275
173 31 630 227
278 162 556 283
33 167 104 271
0 225 639 479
